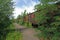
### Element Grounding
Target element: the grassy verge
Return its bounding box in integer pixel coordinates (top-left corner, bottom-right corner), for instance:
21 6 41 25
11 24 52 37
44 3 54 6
24 22 32 28
6 23 15 29
6 23 22 40
6 31 22 40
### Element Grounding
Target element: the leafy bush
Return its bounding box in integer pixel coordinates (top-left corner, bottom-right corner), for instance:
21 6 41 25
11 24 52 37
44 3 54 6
6 31 22 40
35 0 60 40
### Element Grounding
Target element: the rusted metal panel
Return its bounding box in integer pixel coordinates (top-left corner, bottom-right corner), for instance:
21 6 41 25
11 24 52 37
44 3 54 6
28 13 35 23
23 15 29 22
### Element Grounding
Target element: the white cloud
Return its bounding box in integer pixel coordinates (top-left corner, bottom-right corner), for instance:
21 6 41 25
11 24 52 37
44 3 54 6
13 5 35 18
13 0 39 18
13 7 24 18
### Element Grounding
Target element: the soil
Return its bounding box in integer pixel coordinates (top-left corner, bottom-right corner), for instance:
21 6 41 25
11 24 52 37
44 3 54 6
14 23 39 40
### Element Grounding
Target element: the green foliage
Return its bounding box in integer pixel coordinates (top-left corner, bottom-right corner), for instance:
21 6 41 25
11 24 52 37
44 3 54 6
0 0 14 29
35 0 60 40
16 10 32 28
39 0 57 3
24 22 32 28
6 31 22 40
16 10 27 25
0 0 14 40
0 24 14 40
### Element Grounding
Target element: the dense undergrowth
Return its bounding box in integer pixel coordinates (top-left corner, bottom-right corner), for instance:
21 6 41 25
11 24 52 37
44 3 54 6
0 24 22 40
6 24 22 40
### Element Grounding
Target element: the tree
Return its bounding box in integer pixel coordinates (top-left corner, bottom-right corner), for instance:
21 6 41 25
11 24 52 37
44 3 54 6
0 0 14 40
35 0 60 40
16 10 27 25
22 10 27 25
16 15 23 25
0 0 14 29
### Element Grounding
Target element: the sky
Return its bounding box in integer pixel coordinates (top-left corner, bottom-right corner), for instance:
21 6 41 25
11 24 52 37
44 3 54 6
13 0 39 18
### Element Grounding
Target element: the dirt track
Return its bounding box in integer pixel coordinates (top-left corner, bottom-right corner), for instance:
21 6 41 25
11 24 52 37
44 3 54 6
14 23 39 40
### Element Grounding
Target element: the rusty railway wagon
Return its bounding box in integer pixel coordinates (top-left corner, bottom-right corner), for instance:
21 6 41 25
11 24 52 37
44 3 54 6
23 1 60 28
28 13 38 28
23 11 39 28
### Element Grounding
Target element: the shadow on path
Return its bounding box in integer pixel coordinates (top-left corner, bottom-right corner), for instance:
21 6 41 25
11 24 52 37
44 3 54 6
4 28 28 32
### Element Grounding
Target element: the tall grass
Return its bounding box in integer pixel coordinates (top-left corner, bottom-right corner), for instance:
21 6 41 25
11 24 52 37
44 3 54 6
6 31 22 40
6 24 22 40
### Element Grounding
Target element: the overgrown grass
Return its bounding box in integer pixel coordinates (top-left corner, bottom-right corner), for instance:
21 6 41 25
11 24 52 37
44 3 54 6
24 22 32 28
6 31 22 40
6 23 22 40
17 21 32 28
6 23 15 29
